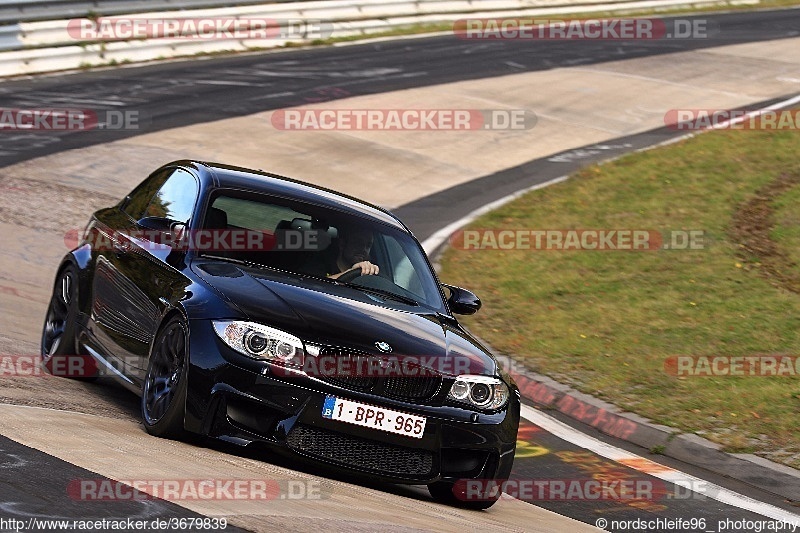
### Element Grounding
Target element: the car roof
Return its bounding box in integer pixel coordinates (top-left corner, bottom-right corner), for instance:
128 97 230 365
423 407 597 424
175 160 409 232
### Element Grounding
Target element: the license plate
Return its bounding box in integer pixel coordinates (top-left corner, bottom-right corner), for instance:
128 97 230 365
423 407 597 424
321 396 426 439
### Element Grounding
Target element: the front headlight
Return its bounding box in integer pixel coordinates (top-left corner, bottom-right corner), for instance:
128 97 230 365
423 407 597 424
213 321 305 367
447 375 509 410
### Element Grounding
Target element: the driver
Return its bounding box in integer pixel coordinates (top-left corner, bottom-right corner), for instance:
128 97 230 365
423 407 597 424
328 227 379 279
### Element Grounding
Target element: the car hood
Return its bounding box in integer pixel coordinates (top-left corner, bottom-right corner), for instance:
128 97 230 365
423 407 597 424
193 260 497 377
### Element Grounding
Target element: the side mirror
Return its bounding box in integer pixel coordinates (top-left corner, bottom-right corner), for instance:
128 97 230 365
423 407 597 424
442 283 481 315
137 217 185 248
137 216 173 232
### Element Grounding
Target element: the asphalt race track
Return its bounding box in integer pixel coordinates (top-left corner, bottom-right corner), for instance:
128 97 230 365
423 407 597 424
1 8 800 533
0 9 798 167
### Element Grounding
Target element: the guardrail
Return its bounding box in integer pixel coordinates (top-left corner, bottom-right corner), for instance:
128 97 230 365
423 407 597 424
0 0 760 77
0 23 21 50
0 0 302 24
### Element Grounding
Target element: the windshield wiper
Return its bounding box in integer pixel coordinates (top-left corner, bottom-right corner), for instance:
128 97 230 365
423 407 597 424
342 284 419 306
202 254 241 263
201 255 420 305
201 254 276 272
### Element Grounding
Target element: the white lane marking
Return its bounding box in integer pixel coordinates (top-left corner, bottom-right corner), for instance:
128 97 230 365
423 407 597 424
421 176 569 254
331 31 453 47
0 453 29 469
250 91 296 100
419 91 800 522
519 404 800 524
30 97 127 107
710 93 800 130
659 93 800 143
423 92 800 256
193 80 266 87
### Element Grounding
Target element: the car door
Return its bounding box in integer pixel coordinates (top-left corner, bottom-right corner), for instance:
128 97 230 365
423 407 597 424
90 167 199 383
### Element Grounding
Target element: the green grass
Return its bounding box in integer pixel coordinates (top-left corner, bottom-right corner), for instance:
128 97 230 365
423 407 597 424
439 127 800 467
772 182 800 283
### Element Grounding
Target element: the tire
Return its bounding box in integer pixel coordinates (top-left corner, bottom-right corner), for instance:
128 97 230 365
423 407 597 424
141 316 189 439
428 479 501 510
41 265 95 379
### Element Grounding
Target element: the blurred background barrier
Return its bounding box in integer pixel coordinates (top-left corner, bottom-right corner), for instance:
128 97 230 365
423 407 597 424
0 0 759 76
0 0 298 24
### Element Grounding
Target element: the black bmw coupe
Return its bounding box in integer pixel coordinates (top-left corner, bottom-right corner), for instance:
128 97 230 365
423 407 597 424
41 160 520 509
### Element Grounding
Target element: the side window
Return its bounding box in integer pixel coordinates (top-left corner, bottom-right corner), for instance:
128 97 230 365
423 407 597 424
211 196 300 231
382 234 425 299
143 169 199 224
123 168 171 220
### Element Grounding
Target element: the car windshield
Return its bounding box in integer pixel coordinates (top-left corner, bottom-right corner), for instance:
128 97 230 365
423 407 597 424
197 190 446 312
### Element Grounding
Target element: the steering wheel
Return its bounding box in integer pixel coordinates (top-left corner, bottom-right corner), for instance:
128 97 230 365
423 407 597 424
336 268 363 283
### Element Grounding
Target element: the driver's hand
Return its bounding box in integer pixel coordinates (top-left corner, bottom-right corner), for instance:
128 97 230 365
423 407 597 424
352 261 379 276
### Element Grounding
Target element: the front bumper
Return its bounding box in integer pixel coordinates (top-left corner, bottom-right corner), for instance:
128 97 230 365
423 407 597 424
184 319 520 485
